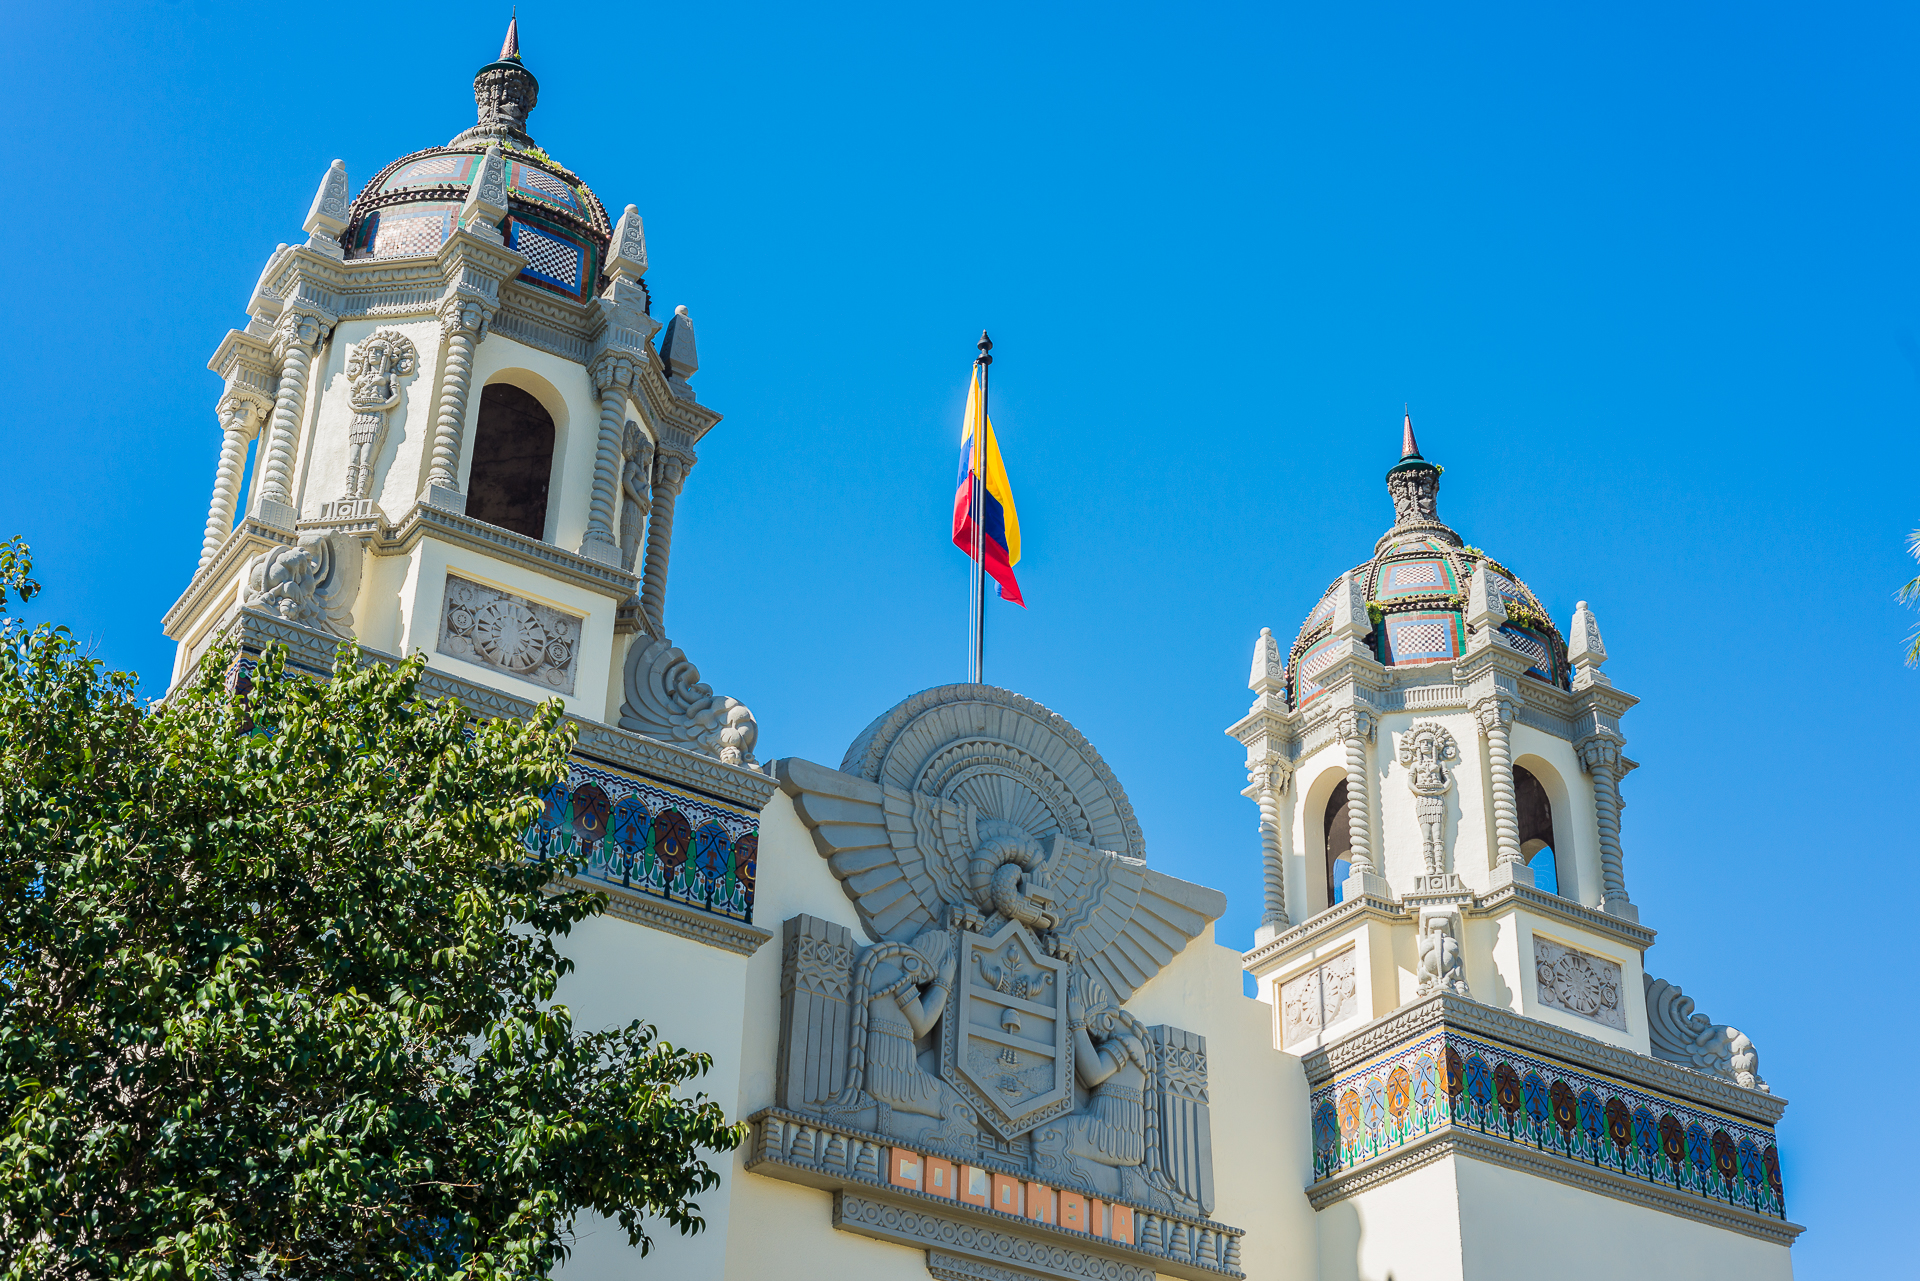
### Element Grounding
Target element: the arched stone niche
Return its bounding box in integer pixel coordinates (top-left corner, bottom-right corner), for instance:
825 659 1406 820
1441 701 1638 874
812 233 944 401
1513 752 1579 901
463 367 569 542
1300 764 1350 917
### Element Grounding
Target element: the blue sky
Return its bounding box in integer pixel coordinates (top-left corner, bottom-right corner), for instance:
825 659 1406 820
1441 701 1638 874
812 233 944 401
4 1 1913 1272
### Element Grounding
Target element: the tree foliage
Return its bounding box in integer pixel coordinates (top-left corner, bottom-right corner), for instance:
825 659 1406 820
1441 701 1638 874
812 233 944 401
1901 527 1920 666
0 538 744 1279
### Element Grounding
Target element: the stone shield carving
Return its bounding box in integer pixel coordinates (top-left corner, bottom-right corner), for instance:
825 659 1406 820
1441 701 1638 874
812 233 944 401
945 918 1072 1138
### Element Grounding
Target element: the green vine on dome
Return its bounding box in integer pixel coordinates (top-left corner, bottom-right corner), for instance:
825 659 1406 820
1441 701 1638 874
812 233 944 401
1366 600 1387 625
1502 596 1549 632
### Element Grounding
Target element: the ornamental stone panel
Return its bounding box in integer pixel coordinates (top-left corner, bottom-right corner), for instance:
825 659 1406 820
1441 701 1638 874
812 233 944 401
436 573 582 694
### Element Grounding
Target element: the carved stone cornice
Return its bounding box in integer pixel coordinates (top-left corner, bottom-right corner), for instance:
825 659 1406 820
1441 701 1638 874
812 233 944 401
1306 1124 1803 1246
1298 992 1785 1125
377 501 639 599
198 608 779 811
1241 893 1406 976
561 877 772 955
162 519 297 637
207 328 278 399
746 1110 1246 1281
1468 882 1656 948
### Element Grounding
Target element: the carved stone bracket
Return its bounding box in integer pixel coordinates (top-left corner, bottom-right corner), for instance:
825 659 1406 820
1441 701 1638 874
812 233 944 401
619 635 758 766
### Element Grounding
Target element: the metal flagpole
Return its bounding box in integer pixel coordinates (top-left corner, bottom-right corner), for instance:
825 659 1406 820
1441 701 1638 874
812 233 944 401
972 331 992 685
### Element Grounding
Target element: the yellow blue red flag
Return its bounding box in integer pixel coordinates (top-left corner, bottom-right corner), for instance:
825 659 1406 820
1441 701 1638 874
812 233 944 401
951 366 1023 606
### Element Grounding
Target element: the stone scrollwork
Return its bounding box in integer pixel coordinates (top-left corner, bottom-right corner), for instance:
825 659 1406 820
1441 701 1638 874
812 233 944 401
242 532 361 638
618 635 759 766
341 329 419 502
1644 974 1768 1092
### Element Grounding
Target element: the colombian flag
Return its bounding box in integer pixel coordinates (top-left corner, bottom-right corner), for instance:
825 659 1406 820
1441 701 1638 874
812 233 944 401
952 367 1024 606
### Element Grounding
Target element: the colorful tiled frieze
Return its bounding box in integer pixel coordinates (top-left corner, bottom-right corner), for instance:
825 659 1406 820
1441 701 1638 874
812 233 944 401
1308 1025 1786 1221
524 752 761 924
745 1110 1246 1281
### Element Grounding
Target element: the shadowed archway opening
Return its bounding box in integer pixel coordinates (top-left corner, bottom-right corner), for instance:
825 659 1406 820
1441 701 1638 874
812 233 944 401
467 383 555 540
1324 779 1351 905
1515 764 1558 895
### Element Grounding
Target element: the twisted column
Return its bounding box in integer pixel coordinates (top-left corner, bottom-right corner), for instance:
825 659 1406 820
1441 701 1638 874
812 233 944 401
1252 756 1292 929
1580 735 1632 913
1475 696 1523 870
581 354 636 563
1336 707 1376 878
426 297 490 494
258 311 328 519
200 394 266 567
640 451 689 635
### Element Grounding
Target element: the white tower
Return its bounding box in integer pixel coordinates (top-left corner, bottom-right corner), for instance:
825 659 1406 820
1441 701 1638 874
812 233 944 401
163 20 757 768
1229 417 1797 1275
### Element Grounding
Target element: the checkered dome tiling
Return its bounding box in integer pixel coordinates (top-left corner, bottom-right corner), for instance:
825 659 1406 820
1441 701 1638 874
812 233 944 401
389 154 468 187
370 211 448 258
513 223 581 290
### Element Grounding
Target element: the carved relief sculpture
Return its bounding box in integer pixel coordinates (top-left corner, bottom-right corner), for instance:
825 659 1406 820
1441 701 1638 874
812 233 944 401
1397 721 1460 884
242 532 361 638
341 330 419 504
773 687 1228 1218
1415 910 1471 999
437 574 582 694
1532 936 1626 1031
1280 948 1359 1049
618 419 654 573
619 636 759 766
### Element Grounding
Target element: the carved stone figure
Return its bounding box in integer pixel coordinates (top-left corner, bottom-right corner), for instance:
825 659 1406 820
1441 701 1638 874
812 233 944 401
834 928 955 1123
1397 721 1460 877
242 532 361 638
1385 466 1439 525
619 635 759 766
1644 974 1768 1092
341 330 418 501
1415 912 1470 998
1067 971 1149 1167
618 419 654 573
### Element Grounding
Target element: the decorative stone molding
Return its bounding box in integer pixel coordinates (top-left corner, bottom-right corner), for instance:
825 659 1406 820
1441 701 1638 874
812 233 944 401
1307 1125 1802 1247
241 531 360 638
1533 935 1625 1031
561 876 772 956
606 203 648 283
335 329 418 509
436 574 582 695
1644 974 1766 1092
382 501 638 599
458 144 508 243
1568 599 1610 688
745 1110 1246 1281
618 635 758 766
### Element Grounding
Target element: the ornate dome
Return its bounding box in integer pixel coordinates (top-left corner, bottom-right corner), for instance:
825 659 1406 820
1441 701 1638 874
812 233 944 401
338 19 617 304
1287 416 1569 705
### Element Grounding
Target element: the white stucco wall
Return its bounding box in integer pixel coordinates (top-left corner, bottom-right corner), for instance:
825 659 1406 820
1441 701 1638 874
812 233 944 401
1315 1157 1465 1281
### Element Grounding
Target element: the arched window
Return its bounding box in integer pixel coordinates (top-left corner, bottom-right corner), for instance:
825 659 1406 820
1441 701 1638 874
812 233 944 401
1324 779 1352 906
466 383 555 540
1514 764 1558 895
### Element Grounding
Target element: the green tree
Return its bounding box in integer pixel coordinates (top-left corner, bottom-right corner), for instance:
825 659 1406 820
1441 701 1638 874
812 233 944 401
0 539 743 1279
1902 527 1920 666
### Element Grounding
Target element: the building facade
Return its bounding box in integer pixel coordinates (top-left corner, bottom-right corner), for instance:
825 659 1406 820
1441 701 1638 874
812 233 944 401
160 25 1799 1281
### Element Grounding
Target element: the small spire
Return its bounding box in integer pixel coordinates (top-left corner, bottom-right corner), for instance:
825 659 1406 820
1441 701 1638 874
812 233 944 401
500 13 521 62
1401 406 1421 461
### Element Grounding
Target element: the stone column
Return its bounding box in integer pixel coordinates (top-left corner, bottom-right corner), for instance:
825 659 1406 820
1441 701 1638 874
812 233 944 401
580 353 637 566
424 296 492 510
1475 695 1528 885
1336 706 1387 899
256 310 329 529
1579 733 1636 920
640 450 690 636
200 394 267 568
1252 754 1292 935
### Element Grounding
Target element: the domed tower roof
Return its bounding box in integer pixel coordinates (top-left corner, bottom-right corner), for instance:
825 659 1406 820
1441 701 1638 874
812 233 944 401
1287 414 1569 705
337 19 616 303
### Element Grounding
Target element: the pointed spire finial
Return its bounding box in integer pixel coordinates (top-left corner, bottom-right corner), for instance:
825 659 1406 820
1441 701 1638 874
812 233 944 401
500 13 521 62
1401 405 1421 461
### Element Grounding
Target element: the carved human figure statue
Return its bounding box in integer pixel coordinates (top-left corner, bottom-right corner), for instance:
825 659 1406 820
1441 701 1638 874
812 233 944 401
1415 914 1470 998
1398 723 1459 875
342 332 418 500
1065 971 1150 1166
835 928 955 1120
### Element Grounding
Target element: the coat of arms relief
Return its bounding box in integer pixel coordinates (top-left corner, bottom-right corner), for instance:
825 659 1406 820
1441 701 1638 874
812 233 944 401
774 686 1226 1218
